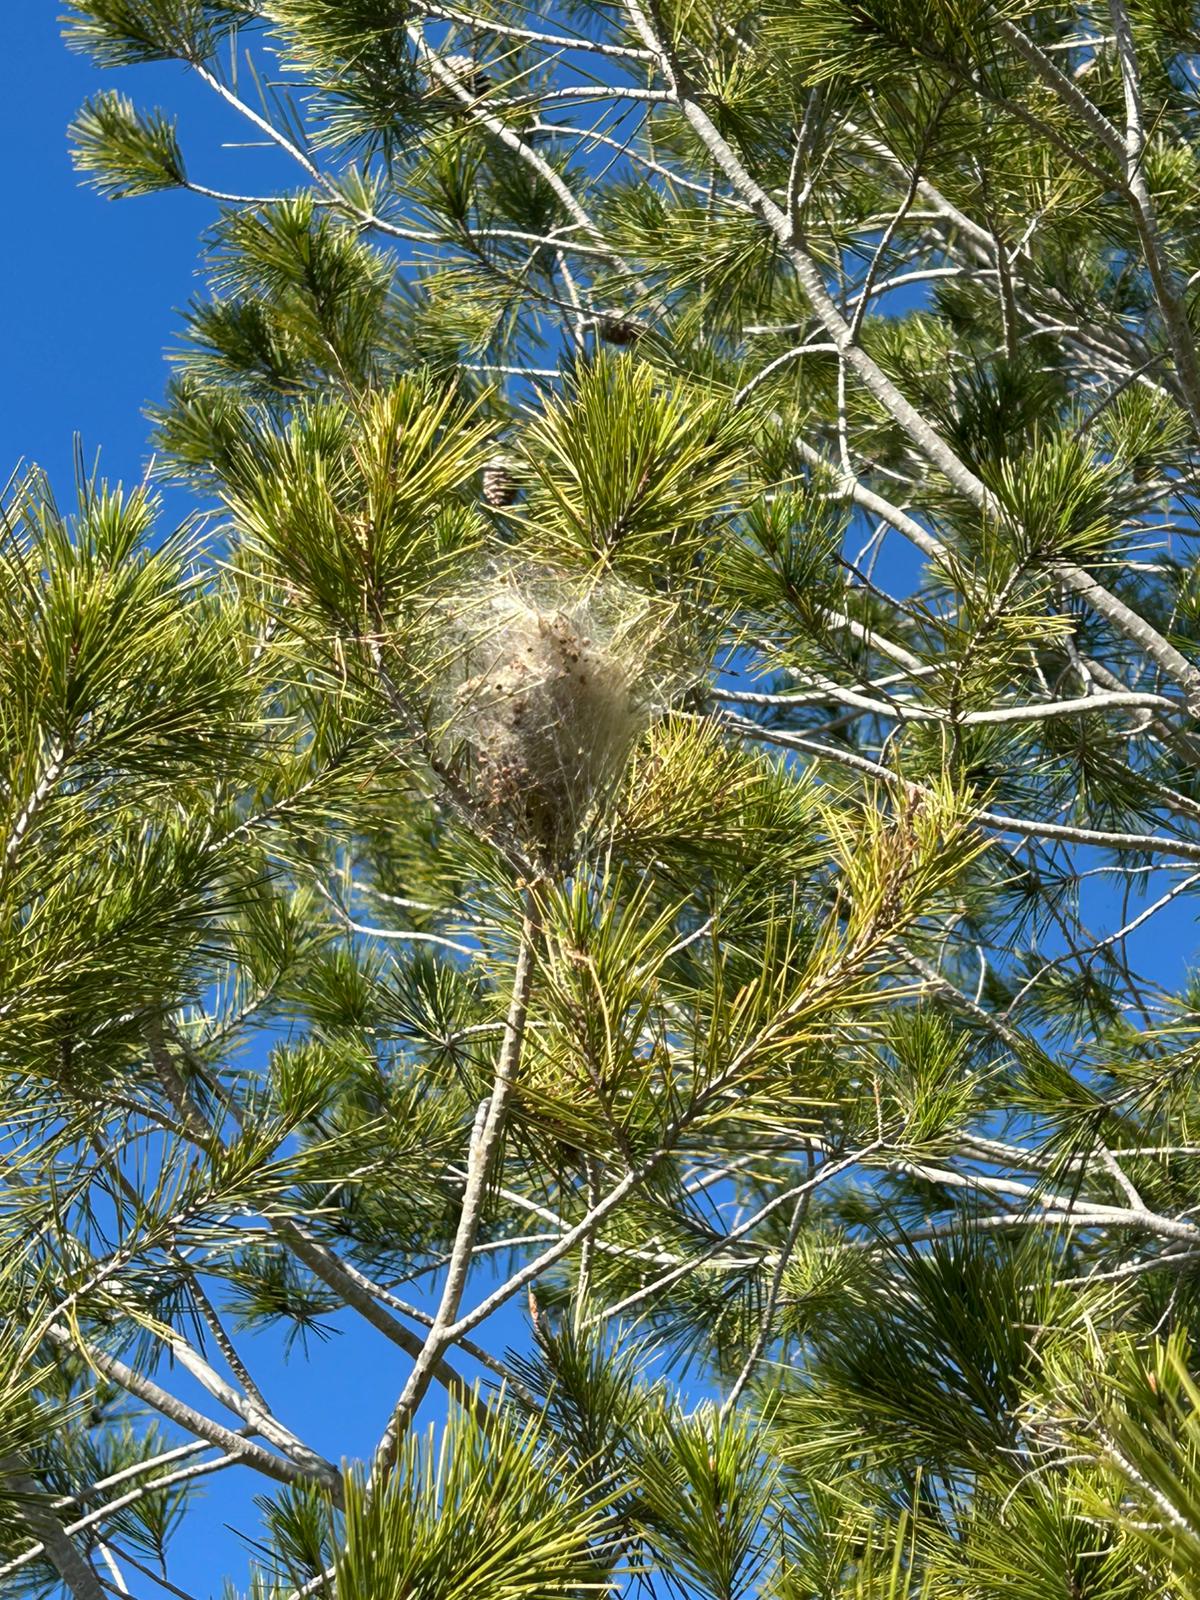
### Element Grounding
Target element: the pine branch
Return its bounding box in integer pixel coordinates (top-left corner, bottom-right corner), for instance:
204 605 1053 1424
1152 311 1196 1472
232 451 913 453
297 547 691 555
371 887 542 1474
146 1036 494 1423
721 715 1200 864
2 1456 106 1600
0 1452 240 1586
595 1144 882 1326
42 1327 316 1492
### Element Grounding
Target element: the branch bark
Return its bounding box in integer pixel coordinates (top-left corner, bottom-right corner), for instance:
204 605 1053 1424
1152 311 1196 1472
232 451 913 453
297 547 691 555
371 888 542 1475
1 1456 105 1600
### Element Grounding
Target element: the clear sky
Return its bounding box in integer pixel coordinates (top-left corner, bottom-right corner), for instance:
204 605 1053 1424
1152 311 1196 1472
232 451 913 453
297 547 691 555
3 5 300 498
8 8 200 495
6 6 1200 1594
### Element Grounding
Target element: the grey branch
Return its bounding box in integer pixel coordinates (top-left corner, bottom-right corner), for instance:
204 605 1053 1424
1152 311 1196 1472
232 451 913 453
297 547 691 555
371 888 541 1474
1 1456 105 1600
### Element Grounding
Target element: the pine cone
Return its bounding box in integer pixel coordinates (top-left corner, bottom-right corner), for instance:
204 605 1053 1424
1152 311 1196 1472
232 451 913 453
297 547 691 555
597 313 644 347
482 455 519 508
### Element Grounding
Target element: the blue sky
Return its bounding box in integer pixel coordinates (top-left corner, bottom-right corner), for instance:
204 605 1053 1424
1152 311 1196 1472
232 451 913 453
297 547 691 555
7 6 1200 1594
7 8 198 497
3 6 300 500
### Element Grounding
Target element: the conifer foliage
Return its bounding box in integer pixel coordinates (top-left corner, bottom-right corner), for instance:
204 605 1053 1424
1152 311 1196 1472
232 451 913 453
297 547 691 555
8 0 1200 1593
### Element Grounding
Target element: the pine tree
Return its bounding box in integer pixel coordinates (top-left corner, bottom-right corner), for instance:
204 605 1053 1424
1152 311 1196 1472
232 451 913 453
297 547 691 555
7 0 1200 1593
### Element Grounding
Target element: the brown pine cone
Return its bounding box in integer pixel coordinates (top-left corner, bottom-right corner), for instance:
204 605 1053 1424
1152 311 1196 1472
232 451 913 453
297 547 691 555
482 455 519 507
597 313 644 347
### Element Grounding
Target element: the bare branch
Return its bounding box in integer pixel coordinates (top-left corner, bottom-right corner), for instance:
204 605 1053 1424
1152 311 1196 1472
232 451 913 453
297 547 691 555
371 888 541 1473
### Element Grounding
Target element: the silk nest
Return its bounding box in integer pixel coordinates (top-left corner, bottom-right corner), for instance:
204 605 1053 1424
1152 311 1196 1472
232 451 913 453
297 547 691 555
438 567 686 863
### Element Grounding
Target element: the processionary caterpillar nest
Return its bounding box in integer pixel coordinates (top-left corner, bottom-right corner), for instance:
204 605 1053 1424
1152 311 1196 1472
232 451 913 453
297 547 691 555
442 570 683 865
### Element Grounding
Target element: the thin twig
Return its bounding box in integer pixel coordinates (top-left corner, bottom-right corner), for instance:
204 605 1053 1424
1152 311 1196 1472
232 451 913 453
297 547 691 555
370 887 542 1475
